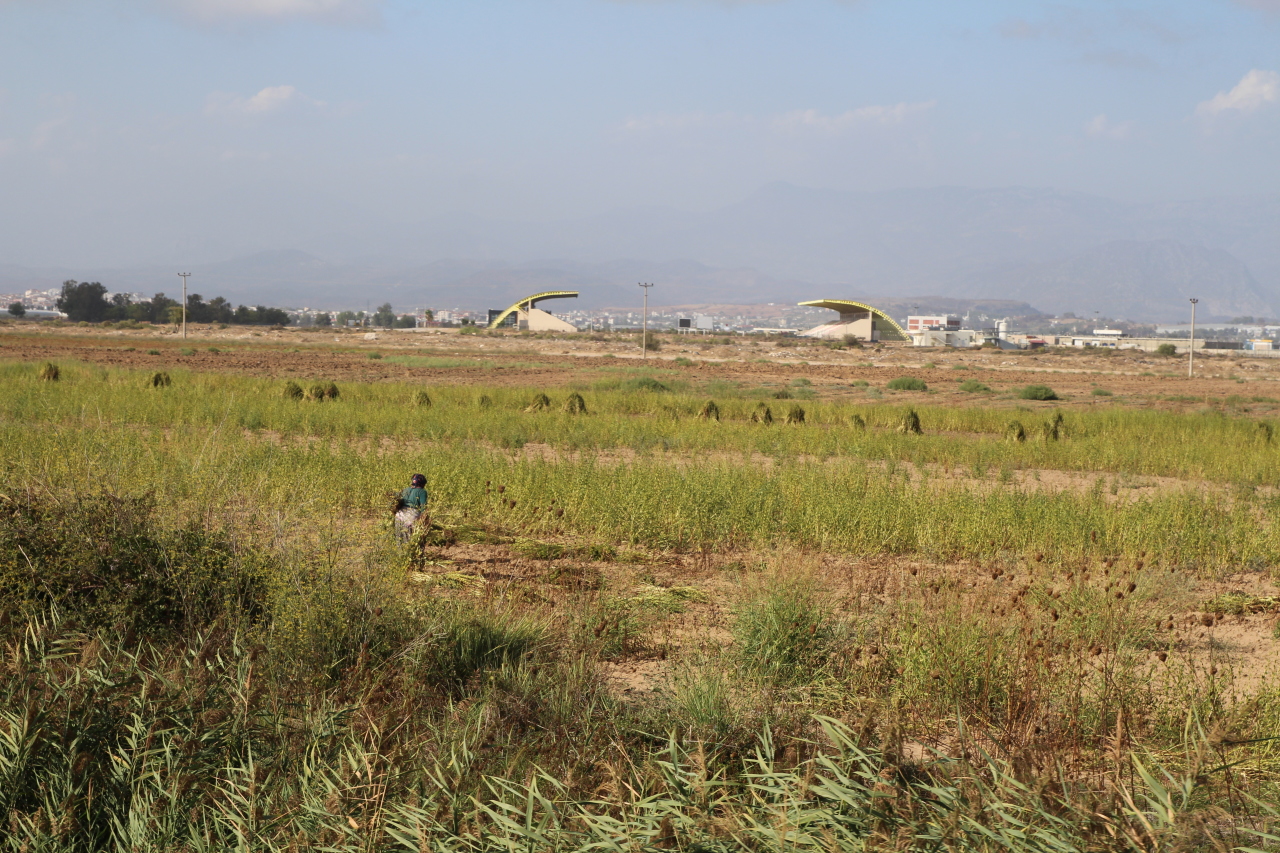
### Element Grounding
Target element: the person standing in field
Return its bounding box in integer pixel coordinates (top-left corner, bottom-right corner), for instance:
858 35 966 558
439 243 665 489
395 473 429 543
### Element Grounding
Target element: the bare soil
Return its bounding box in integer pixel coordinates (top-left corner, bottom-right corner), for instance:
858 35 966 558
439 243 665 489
3 324 1279 412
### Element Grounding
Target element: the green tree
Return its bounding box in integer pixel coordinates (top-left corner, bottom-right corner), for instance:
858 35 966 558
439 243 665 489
314 312 332 327
373 302 396 328
56 280 110 322
7 302 25 318
394 314 416 328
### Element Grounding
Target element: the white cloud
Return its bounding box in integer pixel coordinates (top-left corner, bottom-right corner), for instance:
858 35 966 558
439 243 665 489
155 0 381 24
1195 69 1280 117
205 85 326 117
1085 113 1133 139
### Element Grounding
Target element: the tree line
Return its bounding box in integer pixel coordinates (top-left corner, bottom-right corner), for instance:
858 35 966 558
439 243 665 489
54 281 291 326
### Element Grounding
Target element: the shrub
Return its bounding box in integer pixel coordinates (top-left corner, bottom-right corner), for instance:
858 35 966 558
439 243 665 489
642 335 661 352
1019 384 1059 401
674 356 694 366
305 382 328 401
887 376 928 391
414 389 433 407
784 405 806 425
791 377 812 387
959 379 991 393
1005 421 1027 443
842 333 862 348
525 393 552 412
1155 343 1178 357
178 347 195 356
1091 388 1113 396
848 413 867 430
564 392 588 415
148 371 171 388
478 394 493 408
771 389 793 400
146 349 160 355
623 377 669 393
368 352 383 360
282 381 304 400
37 362 59 382
898 408 922 435
750 403 773 424
697 400 720 421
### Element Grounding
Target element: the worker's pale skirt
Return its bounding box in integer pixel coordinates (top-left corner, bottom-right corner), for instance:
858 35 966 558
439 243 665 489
394 507 421 542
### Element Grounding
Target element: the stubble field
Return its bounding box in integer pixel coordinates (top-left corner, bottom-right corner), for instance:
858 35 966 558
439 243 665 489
3 322 1280 851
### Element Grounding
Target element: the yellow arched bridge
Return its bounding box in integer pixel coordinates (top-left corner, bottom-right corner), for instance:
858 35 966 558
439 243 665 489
487 290 579 330
798 299 908 342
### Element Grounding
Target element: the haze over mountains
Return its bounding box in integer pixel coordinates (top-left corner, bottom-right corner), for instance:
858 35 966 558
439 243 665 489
5 184 1278 323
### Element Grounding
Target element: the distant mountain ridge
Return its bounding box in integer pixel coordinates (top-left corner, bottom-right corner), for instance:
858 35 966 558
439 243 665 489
3 184 1278 322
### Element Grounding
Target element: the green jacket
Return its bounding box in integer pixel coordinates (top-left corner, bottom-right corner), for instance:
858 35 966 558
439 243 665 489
400 486 428 510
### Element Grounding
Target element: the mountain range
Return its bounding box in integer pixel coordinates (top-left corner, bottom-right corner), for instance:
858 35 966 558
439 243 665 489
3 184 1278 322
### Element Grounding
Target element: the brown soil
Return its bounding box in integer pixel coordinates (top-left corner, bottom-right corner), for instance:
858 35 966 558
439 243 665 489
3 324 1279 412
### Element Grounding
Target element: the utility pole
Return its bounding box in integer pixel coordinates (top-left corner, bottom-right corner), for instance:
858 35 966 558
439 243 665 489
1188 298 1198 378
638 282 653 359
178 272 191 339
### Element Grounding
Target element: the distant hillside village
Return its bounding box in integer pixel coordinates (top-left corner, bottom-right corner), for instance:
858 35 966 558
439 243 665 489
5 279 1279 354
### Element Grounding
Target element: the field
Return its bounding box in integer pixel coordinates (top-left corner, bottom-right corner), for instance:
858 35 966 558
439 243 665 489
3 322 1280 851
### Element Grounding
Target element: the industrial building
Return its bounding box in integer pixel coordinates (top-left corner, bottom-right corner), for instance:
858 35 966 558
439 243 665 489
486 290 579 332
796 299 908 342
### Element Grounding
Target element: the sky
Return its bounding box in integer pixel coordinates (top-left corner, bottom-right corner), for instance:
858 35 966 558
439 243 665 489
0 0 1278 267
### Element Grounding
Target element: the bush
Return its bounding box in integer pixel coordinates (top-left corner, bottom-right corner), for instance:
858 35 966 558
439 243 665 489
368 352 383 360
1005 421 1027 443
771 389 793 400
282 381 304 400
959 379 991 393
413 389 433 407
525 393 552 412
1018 384 1059 401
886 376 928 391
622 377 669 393
1155 343 1178 357
697 400 720 421
0 490 266 637
178 347 195 356
842 333 862 348
148 371 171 388
784 405 806 425
564 392 587 415
848 413 867 430
1091 388 1113 396
1043 412 1065 442
37 362 59 382
750 403 773 424
642 335 661 352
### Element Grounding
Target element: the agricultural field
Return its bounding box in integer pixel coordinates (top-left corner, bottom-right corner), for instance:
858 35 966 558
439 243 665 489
3 323 1280 851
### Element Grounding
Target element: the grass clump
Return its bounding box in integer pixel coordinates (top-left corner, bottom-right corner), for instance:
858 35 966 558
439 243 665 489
413 389 433 407
564 392 588 414
1092 387 1114 396
959 379 991 393
1043 411 1065 441
477 394 493 408
784 404 806 424
146 348 160 355
368 351 384 359
750 402 773 424
898 408 923 435
306 381 339 401
1005 420 1027 443
697 400 720 421
148 371 171 388
37 362 59 381
525 392 553 412
178 347 195 356
1019 384 1059 401
282 380 304 400
887 376 928 391
733 582 833 685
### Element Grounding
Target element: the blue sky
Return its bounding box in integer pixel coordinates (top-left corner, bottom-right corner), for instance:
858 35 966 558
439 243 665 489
1 0 1277 266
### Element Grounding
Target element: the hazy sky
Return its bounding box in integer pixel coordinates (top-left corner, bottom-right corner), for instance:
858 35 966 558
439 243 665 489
1 0 1278 267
